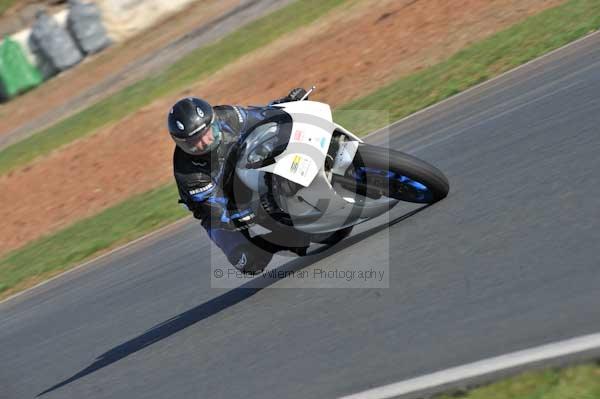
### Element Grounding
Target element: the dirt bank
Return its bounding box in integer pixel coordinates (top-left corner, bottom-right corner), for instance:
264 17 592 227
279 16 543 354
0 0 564 256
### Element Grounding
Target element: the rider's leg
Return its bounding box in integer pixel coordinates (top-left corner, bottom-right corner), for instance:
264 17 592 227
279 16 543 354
207 228 274 274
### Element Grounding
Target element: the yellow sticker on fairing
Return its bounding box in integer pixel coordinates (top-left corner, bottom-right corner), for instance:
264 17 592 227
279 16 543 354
290 155 302 173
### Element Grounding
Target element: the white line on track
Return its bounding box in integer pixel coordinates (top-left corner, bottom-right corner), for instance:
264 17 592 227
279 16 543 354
341 29 600 399
339 332 600 399
2 31 599 307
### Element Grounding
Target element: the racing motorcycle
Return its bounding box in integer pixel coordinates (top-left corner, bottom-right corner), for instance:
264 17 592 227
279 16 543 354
228 87 449 250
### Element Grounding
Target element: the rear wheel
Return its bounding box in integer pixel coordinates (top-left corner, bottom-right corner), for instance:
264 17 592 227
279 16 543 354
336 143 449 204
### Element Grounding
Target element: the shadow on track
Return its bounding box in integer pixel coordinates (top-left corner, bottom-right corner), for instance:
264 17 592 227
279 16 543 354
38 206 428 396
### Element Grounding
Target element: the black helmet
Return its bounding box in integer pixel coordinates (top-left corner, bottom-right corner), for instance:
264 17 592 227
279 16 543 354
168 97 222 155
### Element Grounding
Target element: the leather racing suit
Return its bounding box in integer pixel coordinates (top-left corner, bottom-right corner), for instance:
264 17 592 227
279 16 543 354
173 92 307 273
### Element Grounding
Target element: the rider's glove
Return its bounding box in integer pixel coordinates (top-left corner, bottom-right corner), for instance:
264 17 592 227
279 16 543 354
270 87 308 105
287 87 308 101
227 208 256 231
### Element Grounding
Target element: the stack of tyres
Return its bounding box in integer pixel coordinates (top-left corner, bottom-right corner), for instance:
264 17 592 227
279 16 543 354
29 10 83 77
67 0 111 55
0 37 43 101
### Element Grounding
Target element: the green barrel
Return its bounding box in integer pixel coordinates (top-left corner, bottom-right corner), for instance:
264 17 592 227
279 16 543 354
0 36 43 100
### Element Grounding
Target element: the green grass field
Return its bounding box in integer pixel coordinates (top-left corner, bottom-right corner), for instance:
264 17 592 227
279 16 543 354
0 184 187 296
2 0 600 300
437 362 600 399
0 0 16 16
0 0 351 175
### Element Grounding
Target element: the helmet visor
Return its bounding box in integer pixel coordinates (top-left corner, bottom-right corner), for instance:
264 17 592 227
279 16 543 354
173 122 222 155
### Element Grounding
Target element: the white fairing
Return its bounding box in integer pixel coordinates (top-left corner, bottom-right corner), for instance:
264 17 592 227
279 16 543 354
235 101 397 235
258 101 334 187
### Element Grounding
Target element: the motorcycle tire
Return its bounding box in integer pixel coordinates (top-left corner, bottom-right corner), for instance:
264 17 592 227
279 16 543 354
344 143 449 204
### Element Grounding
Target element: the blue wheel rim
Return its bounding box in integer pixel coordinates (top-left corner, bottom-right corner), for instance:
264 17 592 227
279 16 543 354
352 167 433 203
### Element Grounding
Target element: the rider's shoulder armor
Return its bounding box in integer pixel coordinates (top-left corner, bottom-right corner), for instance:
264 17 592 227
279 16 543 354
213 105 245 134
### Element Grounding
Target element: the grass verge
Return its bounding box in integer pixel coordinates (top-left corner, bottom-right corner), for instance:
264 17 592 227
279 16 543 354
436 362 600 399
335 0 600 135
0 0 16 16
0 0 350 175
0 185 187 299
2 0 600 298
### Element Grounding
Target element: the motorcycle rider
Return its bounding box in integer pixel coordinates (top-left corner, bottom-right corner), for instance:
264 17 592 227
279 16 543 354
168 88 309 274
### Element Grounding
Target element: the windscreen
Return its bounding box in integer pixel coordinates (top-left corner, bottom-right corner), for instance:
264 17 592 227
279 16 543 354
238 109 293 169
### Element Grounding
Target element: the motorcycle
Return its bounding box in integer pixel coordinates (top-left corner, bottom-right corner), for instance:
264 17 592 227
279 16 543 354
229 87 449 251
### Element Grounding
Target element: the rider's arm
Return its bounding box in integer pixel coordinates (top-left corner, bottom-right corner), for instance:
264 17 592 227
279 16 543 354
175 169 246 236
213 104 267 139
176 174 274 271
172 142 226 221
213 89 307 143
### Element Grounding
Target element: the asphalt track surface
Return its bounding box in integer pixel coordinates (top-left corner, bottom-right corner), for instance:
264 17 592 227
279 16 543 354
2 33 600 399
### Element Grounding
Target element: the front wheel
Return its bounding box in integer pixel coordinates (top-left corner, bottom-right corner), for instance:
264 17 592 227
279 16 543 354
337 143 449 204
